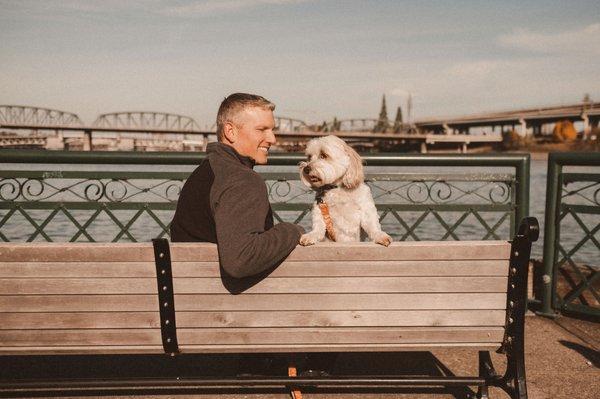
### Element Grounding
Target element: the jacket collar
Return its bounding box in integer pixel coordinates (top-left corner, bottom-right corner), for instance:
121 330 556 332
207 142 255 169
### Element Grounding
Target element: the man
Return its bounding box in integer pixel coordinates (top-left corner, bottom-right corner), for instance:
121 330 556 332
170 93 304 279
170 94 333 382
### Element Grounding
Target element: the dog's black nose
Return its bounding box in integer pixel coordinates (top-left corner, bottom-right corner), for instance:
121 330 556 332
303 165 311 174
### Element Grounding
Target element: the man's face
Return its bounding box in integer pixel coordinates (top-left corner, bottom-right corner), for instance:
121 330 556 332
230 107 276 165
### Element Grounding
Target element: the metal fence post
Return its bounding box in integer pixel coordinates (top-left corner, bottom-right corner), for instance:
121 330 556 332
515 154 530 237
539 154 560 317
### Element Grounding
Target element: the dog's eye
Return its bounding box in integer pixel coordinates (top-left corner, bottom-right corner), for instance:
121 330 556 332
319 152 328 159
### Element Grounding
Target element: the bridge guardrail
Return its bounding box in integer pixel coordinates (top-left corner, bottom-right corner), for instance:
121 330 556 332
0 150 528 244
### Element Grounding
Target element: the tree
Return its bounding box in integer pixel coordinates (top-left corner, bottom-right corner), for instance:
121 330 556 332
332 117 341 131
374 95 389 132
583 93 591 103
393 106 403 133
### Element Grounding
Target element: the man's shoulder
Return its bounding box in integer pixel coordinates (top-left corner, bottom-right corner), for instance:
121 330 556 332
209 157 264 201
209 153 262 182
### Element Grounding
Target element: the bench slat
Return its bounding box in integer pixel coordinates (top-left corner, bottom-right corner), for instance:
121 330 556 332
2 276 508 294
0 241 511 262
1 293 507 312
0 327 504 347
177 343 503 353
178 327 506 345
0 329 162 346
0 343 502 355
0 260 509 278
2 310 506 329
0 346 166 355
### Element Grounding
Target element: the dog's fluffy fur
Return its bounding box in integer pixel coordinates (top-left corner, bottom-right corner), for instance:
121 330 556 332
298 135 392 246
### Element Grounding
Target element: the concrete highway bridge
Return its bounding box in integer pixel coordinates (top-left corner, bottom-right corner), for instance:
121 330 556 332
415 102 600 136
0 102 596 153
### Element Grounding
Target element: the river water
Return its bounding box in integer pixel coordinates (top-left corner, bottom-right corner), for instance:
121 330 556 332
1 158 598 265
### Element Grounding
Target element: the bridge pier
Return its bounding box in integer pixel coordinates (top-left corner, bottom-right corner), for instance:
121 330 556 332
519 119 528 137
83 129 92 151
45 129 65 150
443 123 452 135
582 114 591 139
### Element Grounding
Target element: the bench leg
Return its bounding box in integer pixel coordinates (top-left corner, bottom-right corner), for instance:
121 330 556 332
477 351 496 399
502 349 528 399
479 348 528 399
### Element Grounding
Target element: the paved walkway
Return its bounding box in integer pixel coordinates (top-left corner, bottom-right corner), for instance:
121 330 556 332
21 315 600 399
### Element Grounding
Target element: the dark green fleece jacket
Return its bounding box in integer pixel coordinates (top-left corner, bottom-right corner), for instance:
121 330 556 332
170 142 304 279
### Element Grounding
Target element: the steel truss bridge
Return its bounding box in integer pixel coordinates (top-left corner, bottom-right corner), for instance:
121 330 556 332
0 102 597 152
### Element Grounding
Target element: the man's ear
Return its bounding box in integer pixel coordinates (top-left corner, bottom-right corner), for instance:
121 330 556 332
222 121 237 144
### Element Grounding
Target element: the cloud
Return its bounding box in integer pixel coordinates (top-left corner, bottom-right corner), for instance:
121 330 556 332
498 23 600 55
160 0 311 17
446 60 501 80
391 88 412 98
0 0 163 19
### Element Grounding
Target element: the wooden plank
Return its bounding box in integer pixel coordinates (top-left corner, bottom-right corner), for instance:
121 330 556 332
1 310 505 329
0 278 156 295
0 260 509 278
0 243 162 262
0 262 160 278
1 312 160 329
173 277 509 294
0 241 510 263
177 327 505 345
0 327 503 347
0 329 162 346
284 241 511 261
0 343 501 355
0 346 165 355
176 310 506 328
1 293 507 312
1 277 508 295
0 295 159 312
178 343 502 353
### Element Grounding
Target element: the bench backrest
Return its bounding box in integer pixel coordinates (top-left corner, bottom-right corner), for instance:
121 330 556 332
0 241 512 355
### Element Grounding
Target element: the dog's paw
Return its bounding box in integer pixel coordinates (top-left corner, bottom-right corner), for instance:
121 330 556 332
300 233 317 246
373 232 392 247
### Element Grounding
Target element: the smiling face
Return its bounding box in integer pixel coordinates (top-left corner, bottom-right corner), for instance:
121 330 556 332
299 135 354 188
224 106 276 165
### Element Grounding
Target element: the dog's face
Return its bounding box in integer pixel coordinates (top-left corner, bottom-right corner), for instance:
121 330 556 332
299 135 364 189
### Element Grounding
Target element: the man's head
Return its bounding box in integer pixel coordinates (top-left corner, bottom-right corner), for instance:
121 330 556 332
216 93 276 165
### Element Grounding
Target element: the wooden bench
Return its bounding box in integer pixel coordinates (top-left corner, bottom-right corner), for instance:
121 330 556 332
0 218 538 398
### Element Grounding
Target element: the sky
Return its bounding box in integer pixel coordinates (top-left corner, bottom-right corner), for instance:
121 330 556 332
1 0 599 128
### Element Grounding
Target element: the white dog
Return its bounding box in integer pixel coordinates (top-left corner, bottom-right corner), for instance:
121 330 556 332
298 135 392 246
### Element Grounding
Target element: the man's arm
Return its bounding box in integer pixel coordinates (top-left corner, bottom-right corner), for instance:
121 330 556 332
213 176 304 278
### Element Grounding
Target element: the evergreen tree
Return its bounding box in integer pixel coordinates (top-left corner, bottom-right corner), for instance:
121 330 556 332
393 106 403 133
583 93 591 103
374 95 389 132
332 117 341 131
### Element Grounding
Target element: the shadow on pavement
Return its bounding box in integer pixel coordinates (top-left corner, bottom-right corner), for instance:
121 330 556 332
2 352 479 398
559 340 600 368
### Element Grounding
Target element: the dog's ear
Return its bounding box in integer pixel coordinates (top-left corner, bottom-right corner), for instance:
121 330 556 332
342 143 364 189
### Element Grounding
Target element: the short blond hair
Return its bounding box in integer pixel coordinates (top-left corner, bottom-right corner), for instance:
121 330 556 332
216 93 275 141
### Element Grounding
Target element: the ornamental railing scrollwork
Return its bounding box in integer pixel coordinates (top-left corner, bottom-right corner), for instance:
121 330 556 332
0 154 526 245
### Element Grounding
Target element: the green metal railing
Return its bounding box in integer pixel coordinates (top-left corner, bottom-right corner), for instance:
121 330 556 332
540 152 600 318
0 150 529 243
